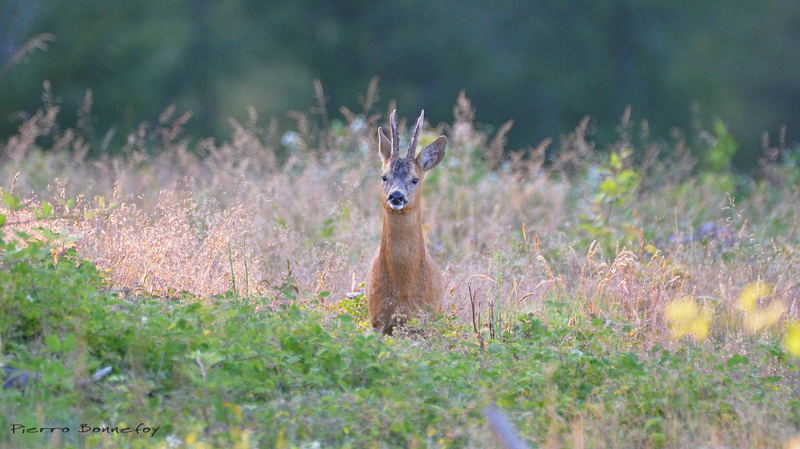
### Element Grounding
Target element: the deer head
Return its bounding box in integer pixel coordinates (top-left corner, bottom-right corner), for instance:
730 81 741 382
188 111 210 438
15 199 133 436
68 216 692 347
377 110 447 212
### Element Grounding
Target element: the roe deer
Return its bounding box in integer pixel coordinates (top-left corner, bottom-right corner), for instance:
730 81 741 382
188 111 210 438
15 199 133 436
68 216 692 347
366 109 447 335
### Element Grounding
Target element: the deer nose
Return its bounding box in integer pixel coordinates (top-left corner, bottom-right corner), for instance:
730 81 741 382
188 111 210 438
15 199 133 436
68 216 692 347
387 191 406 205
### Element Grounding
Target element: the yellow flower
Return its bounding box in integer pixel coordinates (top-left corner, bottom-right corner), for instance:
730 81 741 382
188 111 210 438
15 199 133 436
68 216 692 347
691 306 714 341
785 322 800 358
665 297 696 321
736 281 785 334
737 281 771 312
665 297 714 341
744 300 786 333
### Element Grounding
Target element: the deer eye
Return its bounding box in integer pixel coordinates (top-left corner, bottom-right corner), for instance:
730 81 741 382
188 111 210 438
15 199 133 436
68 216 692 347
381 175 387 182
412 178 419 185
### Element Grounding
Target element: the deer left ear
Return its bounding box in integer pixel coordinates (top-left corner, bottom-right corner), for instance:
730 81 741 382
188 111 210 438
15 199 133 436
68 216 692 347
417 136 447 171
378 127 392 163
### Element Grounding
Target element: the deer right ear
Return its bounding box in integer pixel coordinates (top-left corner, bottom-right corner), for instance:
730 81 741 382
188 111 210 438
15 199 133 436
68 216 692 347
417 136 447 171
378 127 392 163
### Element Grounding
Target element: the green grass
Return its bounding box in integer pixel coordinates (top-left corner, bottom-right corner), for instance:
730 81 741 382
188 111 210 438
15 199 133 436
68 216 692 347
1 228 799 448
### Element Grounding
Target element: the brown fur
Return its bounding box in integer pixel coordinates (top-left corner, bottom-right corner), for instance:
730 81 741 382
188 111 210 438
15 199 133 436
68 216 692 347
366 110 447 334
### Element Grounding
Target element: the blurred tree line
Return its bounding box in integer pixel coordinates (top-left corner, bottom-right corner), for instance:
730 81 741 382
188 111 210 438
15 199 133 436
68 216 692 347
1 0 799 167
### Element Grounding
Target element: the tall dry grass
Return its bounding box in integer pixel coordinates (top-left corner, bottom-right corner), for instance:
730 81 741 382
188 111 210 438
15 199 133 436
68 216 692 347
1 83 799 341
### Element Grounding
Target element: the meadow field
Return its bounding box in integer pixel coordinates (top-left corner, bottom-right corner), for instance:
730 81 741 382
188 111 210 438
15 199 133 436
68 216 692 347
1 86 800 448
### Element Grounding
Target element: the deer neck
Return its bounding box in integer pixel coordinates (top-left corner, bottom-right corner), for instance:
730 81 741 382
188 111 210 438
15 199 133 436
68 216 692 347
379 205 425 277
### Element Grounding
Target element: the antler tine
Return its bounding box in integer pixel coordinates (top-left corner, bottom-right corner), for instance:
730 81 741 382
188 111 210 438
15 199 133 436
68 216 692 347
390 109 400 159
407 110 424 159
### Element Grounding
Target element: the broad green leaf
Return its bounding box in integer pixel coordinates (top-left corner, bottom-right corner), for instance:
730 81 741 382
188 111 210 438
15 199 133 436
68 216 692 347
3 191 23 210
45 335 62 352
62 333 78 352
645 417 663 429
600 177 617 193
38 201 53 219
727 354 749 367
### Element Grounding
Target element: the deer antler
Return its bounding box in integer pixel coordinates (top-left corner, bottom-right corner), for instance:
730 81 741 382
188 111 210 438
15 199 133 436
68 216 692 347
390 109 400 159
407 110 424 159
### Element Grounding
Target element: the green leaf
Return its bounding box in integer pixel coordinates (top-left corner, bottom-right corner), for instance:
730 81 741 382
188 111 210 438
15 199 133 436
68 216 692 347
13 229 31 240
45 335 62 352
600 177 617 194
0 214 5 226
36 201 53 219
42 374 58 384
645 417 663 429
609 152 623 171
727 354 749 367
62 333 78 352
23 308 42 320
319 218 335 238
617 170 637 185
650 432 666 448
3 191 23 210
60 198 75 212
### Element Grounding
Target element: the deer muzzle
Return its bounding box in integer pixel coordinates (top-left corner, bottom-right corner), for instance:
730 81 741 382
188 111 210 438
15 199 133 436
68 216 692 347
387 190 407 210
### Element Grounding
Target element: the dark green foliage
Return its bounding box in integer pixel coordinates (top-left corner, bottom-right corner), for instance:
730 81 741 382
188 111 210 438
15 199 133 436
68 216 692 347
2 0 800 163
0 227 106 351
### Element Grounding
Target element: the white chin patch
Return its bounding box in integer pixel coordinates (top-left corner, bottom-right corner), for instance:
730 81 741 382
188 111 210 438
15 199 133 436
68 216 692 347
389 203 405 211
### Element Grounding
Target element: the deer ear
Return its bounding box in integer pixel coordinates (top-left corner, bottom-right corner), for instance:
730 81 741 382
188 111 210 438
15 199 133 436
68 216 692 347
378 127 392 163
417 136 447 171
